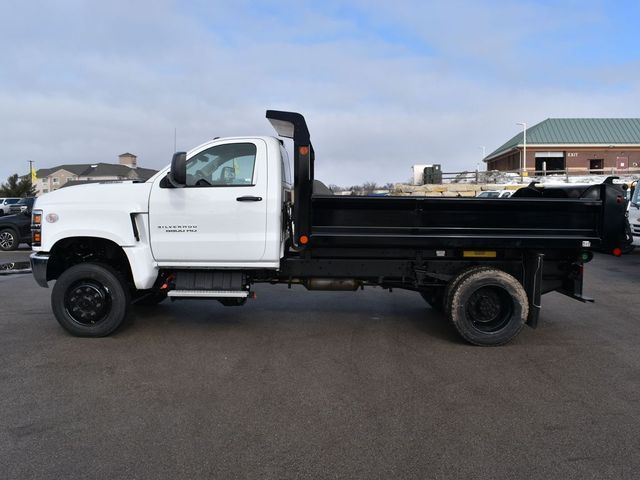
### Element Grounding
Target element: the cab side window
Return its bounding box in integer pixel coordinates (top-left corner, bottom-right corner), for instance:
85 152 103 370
185 143 257 187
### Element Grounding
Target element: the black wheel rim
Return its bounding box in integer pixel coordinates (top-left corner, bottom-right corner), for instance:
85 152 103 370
466 286 513 333
64 281 111 326
0 231 15 249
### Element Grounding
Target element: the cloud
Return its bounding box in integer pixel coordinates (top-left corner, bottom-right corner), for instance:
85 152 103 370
0 0 638 187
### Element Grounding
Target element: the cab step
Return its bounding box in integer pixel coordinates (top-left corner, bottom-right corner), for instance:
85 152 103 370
167 290 249 298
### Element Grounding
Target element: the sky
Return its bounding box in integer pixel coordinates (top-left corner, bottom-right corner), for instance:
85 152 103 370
1 0 639 186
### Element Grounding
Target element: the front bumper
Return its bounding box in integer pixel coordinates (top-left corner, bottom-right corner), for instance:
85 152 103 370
30 252 50 288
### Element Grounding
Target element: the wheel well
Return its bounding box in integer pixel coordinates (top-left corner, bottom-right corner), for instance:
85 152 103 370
47 237 134 285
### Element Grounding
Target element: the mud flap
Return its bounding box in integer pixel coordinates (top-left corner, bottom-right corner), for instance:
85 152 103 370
558 261 594 303
524 252 544 328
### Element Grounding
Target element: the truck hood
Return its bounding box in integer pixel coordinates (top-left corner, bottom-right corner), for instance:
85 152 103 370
35 182 152 213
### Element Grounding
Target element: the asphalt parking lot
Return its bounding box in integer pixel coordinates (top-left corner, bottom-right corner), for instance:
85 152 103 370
1 248 640 479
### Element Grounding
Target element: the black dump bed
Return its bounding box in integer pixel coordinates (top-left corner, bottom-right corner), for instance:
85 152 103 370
266 110 629 254
310 181 627 252
311 196 599 250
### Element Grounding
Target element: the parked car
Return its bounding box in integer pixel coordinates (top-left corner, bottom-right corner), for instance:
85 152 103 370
476 190 512 198
0 198 21 216
9 197 35 215
627 181 640 249
0 210 32 251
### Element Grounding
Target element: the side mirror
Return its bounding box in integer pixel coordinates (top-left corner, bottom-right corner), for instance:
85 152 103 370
166 152 187 187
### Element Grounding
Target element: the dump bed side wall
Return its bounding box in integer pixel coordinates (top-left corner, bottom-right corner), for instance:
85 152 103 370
310 196 603 250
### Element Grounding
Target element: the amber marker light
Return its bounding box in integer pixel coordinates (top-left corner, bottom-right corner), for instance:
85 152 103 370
299 235 309 245
33 213 42 225
299 146 310 156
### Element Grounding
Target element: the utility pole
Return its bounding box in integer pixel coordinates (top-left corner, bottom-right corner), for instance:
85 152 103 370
477 146 486 183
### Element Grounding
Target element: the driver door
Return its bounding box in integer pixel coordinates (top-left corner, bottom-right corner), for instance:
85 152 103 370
149 138 268 265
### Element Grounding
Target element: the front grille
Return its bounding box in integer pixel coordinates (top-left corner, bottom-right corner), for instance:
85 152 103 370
632 223 640 236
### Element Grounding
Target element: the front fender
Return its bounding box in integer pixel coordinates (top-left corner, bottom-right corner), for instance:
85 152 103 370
39 211 139 251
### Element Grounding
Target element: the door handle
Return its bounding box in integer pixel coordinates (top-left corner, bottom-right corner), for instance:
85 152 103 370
236 196 263 202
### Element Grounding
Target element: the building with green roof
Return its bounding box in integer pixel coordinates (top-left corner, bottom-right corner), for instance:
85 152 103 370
483 118 640 175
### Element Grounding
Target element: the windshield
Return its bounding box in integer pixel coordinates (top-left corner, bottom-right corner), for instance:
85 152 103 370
5 199 20 204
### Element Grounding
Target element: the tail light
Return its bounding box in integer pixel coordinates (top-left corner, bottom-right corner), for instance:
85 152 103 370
31 209 42 247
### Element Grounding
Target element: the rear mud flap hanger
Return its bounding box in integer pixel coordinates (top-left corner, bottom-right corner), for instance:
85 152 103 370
266 110 315 248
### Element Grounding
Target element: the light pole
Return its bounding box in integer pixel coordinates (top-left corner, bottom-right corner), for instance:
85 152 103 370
476 146 486 182
516 122 527 176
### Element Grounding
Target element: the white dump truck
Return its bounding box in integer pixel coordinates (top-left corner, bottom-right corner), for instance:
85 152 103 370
29 111 629 345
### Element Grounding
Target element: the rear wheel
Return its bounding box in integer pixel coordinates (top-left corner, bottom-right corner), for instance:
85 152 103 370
448 268 528 346
0 228 19 251
51 263 131 337
443 266 493 319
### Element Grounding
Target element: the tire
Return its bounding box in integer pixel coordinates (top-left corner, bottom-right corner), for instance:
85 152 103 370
0 228 19 251
448 268 528 346
51 263 131 337
443 266 494 319
420 288 444 312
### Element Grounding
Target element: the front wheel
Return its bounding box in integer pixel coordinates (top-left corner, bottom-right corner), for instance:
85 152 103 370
51 263 131 337
448 268 528 346
0 228 19 251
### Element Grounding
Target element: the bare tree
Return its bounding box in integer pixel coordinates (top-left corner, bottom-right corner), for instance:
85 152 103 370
362 182 378 195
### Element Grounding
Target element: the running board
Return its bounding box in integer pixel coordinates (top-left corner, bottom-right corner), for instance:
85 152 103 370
167 290 249 298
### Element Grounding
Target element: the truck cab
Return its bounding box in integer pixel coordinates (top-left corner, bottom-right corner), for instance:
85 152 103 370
148 136 291 268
